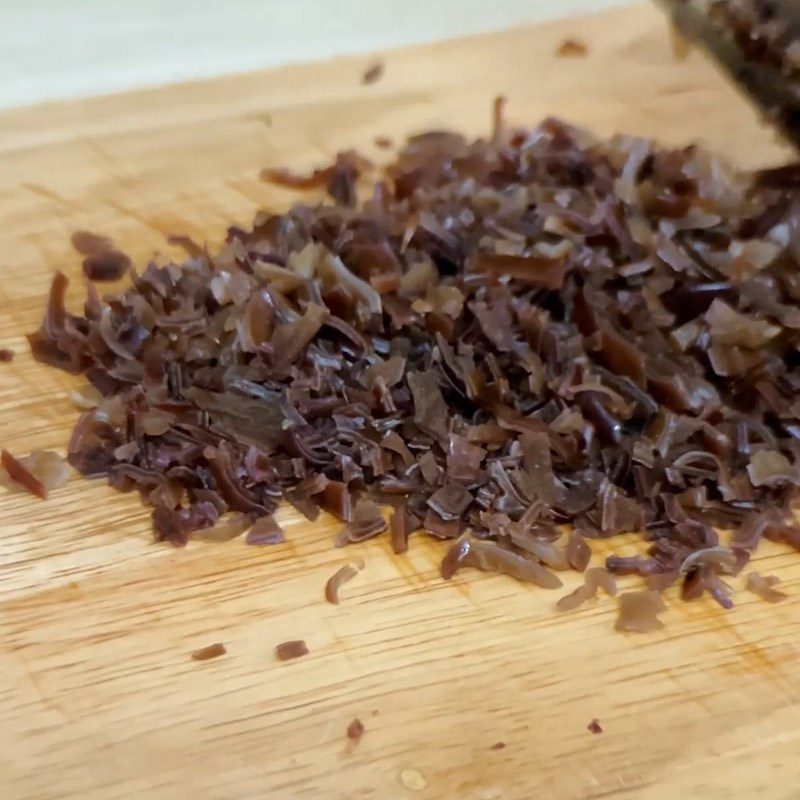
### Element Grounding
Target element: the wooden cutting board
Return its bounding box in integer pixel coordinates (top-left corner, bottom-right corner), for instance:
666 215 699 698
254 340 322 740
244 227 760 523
1 5 799 799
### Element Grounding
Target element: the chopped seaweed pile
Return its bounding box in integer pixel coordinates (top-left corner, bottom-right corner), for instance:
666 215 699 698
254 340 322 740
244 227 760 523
29 108 800 608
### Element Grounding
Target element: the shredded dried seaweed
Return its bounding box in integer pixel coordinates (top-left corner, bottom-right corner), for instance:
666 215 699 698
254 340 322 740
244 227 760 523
325 562 362 604
28 107 800 622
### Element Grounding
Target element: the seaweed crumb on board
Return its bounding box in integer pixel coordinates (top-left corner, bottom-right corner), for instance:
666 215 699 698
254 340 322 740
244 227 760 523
362 62 384 85
347 718 365 743
587 718 603 734
275 639 309 661
556 38 589 57
191 642 227 661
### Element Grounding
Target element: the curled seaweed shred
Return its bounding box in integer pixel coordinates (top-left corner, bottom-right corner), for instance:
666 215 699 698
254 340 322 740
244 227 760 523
440 533 472 580
678 546 736 575
26 109 800 618
444 533 563 588
261 165 334 189
325 562 363 604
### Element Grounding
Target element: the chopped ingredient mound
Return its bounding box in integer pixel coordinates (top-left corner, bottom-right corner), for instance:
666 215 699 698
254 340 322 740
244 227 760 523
27 107 800 618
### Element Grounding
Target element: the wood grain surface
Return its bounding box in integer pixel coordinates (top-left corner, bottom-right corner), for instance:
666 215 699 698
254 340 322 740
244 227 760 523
1 5 799 799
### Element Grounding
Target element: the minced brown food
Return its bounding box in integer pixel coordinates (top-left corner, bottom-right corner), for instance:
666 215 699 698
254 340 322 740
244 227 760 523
27 105 800 614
